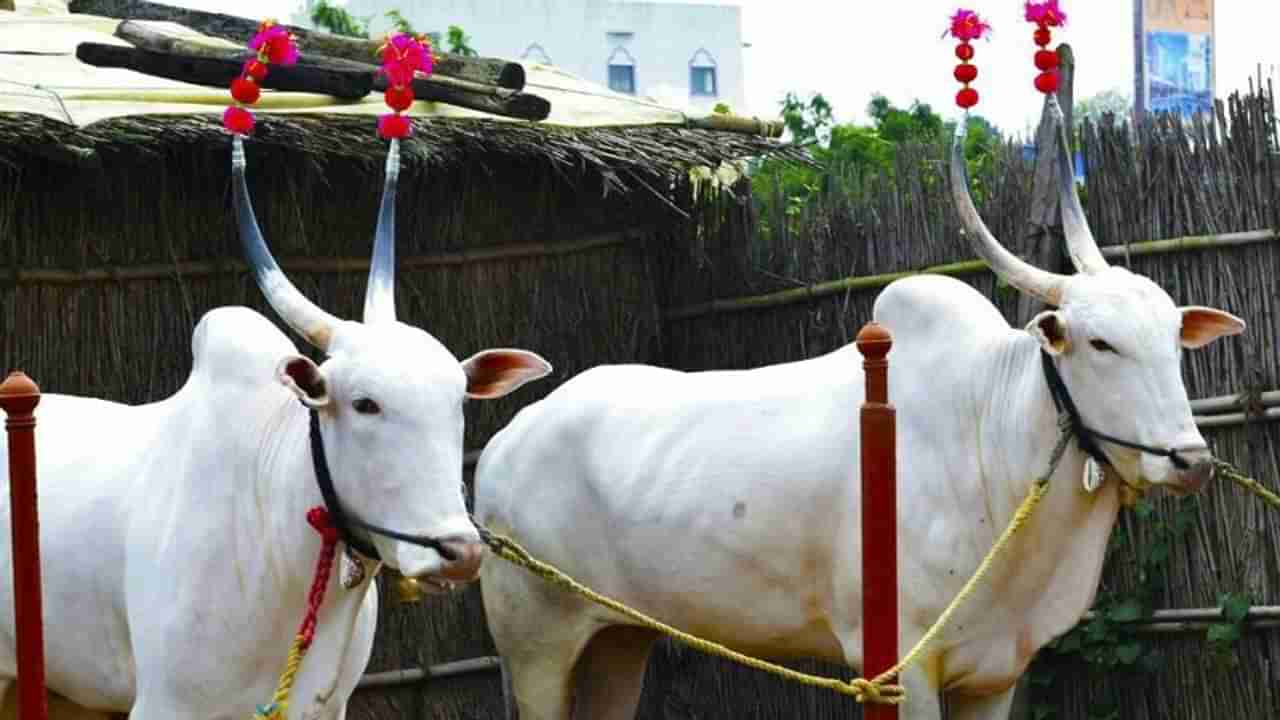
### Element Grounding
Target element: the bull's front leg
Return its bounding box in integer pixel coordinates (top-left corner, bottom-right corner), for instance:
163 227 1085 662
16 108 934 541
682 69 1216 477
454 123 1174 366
285 569 379 720
897 664 943 720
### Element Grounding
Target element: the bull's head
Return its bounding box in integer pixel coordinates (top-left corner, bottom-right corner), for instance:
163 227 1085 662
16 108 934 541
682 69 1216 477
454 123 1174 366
950 97 1244 495
231 137 551 588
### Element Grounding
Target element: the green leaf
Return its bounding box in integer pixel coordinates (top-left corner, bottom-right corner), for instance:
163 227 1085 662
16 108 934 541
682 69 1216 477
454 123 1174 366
1133 499 1155 520
1033 704 1059 720
1029 668 1056 687
1219 592 1251 623
1107 599 1144 623
1207 622 1241 646
1116 641 1143 664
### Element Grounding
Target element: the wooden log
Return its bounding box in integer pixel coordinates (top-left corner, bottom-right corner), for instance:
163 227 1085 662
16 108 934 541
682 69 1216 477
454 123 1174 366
110 20 548 120
1016 44 1075 326
686 114 784 139
75 42 372 99
67 0 526 90
384 74 550 122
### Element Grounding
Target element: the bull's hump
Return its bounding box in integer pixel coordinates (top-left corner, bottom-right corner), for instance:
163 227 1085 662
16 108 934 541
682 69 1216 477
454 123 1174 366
874 275 1009 339
190 307 298 386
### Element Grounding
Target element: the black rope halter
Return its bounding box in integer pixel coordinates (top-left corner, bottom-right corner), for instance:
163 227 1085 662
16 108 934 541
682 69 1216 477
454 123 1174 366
1041 351 1190 471
308 408 457 561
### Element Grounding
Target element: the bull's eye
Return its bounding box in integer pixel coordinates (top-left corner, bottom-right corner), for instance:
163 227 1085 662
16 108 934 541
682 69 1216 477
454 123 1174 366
353 398 381 415
1089 339 1116 353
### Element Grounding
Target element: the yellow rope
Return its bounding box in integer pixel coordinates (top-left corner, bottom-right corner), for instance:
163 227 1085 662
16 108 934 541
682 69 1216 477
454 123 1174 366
251 634 306 719
1216 459 1280 509
484 420 1072 705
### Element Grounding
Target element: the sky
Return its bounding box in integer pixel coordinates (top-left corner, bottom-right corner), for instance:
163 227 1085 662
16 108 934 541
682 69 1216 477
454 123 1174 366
175 0 1280 139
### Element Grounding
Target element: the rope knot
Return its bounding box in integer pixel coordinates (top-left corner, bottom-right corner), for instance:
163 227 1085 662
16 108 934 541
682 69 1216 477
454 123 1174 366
849 678 904 704
306 506 339 544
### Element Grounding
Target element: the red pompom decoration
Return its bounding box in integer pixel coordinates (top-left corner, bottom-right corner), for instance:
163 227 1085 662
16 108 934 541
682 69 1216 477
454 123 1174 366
230 77 261 105
1034 27 1052 46
1034 71 1059 94
384 85 415 112
378 113 412 139
1034 49 1059 71
245 60 269 82
222 106 255 135
945 9 987 110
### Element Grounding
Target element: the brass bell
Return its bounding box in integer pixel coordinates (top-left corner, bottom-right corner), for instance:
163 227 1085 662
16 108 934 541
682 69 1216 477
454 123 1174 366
394 574 425 604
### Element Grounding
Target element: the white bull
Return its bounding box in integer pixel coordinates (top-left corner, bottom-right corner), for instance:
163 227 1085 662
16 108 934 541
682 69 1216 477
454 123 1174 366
474 99 1245 720
0 137 550 719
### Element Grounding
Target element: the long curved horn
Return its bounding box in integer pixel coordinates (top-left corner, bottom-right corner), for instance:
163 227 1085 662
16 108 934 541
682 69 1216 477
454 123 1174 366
363 138 399 324
232 135 340 351
950 119 1066 305
1049 95 1109 273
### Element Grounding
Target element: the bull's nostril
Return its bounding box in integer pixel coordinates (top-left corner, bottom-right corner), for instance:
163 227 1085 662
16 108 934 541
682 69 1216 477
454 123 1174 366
437 541 485 582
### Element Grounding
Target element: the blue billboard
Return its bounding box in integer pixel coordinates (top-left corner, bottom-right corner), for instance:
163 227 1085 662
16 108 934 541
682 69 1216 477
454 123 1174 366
1136 0 1215 119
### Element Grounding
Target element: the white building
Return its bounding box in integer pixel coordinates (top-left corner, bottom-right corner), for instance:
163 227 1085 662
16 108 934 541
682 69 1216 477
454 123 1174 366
329 0 747 116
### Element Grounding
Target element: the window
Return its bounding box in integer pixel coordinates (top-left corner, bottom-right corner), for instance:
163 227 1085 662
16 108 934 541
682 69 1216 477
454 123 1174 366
608 64 636 94
690 67 717 96
521 43 552 66
606 46 637 95
689 48 718 97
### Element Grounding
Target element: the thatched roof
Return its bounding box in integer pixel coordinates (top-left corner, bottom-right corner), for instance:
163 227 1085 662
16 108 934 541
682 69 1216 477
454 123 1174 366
0 112 802 198
0 1 805 193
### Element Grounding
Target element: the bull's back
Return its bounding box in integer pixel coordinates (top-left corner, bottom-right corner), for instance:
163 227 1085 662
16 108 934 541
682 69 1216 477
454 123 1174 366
0 392 172 707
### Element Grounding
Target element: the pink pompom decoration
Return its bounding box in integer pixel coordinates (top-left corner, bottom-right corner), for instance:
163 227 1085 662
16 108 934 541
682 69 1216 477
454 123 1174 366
378 113 412 139
948 9 991 42
1025 0 1067 27
223 106 256 135
250 22 299 66
378 33 433 87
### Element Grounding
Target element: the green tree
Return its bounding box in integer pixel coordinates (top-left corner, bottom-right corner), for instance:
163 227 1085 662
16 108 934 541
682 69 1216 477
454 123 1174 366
446 25 477 56
1075 89 1131 126
779 92 834 146
384 9 415 34
310 0 369 38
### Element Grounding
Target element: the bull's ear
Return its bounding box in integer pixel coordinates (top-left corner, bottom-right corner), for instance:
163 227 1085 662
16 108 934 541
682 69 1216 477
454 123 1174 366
462 349 552 400
277 355 331 408
1180 306 1245 349
1026 310 1069 356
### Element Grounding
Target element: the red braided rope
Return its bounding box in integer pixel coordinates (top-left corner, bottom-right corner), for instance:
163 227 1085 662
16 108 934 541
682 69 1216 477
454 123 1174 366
300 507 340 650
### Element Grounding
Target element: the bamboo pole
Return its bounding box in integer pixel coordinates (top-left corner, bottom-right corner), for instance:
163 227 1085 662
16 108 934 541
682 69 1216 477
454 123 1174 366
356 656 502 689
1195 407 1280 429
1191 390 1280 414
665 229 1279 321
8 229 639 285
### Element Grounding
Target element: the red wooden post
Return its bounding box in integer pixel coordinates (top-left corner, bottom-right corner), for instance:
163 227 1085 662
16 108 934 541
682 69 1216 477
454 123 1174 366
857 323 897 720
0 371 48 720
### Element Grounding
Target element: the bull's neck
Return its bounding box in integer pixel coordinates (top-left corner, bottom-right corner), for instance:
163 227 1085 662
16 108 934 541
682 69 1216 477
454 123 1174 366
973 331 1122 639
979 333 1088 509
253 397 335 588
